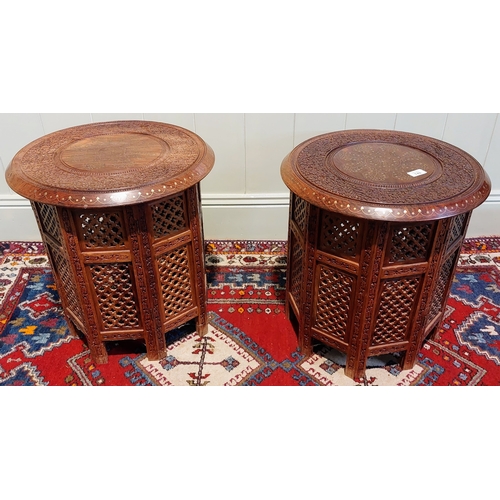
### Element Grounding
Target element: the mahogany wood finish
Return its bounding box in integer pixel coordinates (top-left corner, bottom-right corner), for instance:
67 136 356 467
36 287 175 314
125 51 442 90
6 121 215 364
281 129 491 380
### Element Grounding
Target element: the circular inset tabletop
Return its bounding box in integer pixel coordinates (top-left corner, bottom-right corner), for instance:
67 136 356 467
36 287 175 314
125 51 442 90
281 129 491 221
6 121 215 208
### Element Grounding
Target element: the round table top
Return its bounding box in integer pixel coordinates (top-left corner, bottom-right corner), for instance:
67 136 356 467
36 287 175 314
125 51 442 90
281 129 491 221
6 120 215 208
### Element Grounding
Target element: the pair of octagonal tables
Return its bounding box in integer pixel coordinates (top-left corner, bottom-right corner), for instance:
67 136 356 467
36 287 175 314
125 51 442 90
6 121 491 380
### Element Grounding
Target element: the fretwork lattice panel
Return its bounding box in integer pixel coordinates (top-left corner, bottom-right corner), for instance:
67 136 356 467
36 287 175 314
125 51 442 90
371 276 421 346
318 212 361 259
34 202 62 243
157 245 194 319
292 194 308 234
89 263 141 330
289 234 304 309
49 244 85 326
388 223 434 262
78 211 126 248
447 213 468 250
427 249 459 325
151 194 187 239
314 265 354 341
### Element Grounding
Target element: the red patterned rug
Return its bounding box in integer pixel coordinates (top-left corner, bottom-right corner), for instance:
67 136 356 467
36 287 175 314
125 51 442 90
1 238 500 386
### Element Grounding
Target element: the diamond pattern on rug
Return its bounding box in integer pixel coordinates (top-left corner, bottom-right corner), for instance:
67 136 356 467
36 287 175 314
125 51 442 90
298 346 426 386
137 323 264 386
1 361 47 386
455 311 500 365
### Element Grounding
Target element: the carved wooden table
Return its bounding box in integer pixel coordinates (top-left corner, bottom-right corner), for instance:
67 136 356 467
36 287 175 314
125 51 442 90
6 121 214 364
281 129 491 380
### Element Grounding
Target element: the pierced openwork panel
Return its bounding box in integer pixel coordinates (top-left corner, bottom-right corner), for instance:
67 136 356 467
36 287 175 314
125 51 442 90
48 243 84 325
388 223 434 263
447 213 468 250
157 245 194 319
318 211 361 259
34 202 62 243
291 194 308 234
289 234 304 309
151 194 187 239
314 265 354 341
371 276 421 346
89 263 141 330
427 249 459 325
77 211 126 248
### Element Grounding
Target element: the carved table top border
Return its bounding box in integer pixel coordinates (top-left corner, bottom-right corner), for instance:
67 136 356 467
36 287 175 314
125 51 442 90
6 121 215 208
281 129 491 222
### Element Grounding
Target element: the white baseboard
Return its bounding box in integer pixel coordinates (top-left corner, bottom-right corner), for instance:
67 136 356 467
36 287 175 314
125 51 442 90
0 195 41 241
201 193 289 240
1 192 498 242
466 192 500 237
0 193 291 242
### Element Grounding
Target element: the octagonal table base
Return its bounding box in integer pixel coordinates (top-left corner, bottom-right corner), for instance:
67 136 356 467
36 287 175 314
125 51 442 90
285 193 471 380
32 184 208 364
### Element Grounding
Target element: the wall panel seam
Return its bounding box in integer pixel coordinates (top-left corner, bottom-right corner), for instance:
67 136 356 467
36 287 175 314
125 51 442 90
483 113 499 167
243 113 247 195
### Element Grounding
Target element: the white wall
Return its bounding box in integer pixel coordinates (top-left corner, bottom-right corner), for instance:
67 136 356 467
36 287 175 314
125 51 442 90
1 113 499 241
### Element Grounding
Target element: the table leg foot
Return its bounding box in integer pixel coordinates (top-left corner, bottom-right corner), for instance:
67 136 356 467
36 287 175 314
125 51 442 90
401 350 419 371
91 344 109 365
298 344 313 358
145 347 168 361
345 359 368 381
196 318 209 337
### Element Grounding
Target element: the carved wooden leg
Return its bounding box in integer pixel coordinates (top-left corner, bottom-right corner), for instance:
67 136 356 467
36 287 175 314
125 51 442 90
66 318 109 363
196 315 209 337
298 325 313 357
345 347 368 380
143 339 168 362
285 297 291 321
90 343 109 365
401 338 425 370
186 185 209 339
